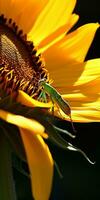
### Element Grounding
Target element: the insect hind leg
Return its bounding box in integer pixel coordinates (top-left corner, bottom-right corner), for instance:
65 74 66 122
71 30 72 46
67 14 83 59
69 114 76 133
58 109 76 133
50 96 55 115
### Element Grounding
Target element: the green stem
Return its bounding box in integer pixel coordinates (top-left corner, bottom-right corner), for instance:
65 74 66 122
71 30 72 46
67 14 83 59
0 133 17 200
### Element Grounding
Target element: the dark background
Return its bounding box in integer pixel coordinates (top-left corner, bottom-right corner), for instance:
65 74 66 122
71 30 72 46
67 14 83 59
14 1 100 199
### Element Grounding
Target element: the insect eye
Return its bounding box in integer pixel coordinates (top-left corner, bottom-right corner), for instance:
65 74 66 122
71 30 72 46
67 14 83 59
39 78 46 86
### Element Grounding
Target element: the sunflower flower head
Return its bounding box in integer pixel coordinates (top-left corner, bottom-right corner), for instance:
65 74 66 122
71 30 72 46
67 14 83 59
0 14 49 100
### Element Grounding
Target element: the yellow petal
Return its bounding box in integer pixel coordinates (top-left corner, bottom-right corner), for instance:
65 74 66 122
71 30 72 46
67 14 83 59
71 108 100 122
43 24 99 80
17 90 52 108
7 0 27 21
28 0 76 45
58 23 99 62
0 0 12 17
55 89 100 122
20 128 54 200
0 109 45 135
1 0 48 34
62 89 100 104
38 13 79 53
57 107 100 122
54 99 100 122
53 59 100 122
43 33 100 94
15 0 48 33
73 59 100 86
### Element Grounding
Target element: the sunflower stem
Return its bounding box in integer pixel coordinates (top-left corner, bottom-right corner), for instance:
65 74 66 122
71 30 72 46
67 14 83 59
0 133 17 200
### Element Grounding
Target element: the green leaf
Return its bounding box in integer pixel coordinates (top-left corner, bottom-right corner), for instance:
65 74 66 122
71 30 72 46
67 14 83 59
0 96 95 165
12 155 29 178
53 125 76 138
0 121 26 162
0 132 17 200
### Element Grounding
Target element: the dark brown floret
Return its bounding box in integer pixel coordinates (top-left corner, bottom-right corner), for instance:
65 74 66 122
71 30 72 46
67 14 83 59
0 14 48 99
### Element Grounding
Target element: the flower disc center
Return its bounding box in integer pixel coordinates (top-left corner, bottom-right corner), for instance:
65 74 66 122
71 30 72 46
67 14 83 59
0 25 35 81
0 15 48 97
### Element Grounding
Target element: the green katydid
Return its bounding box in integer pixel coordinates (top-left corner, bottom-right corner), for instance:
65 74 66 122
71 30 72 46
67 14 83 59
38 78 76 132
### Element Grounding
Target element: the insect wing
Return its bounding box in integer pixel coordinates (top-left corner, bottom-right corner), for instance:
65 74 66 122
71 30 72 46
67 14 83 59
57 96 71 116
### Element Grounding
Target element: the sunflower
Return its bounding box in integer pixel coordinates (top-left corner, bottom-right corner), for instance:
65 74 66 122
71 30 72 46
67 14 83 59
0 0 100 200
